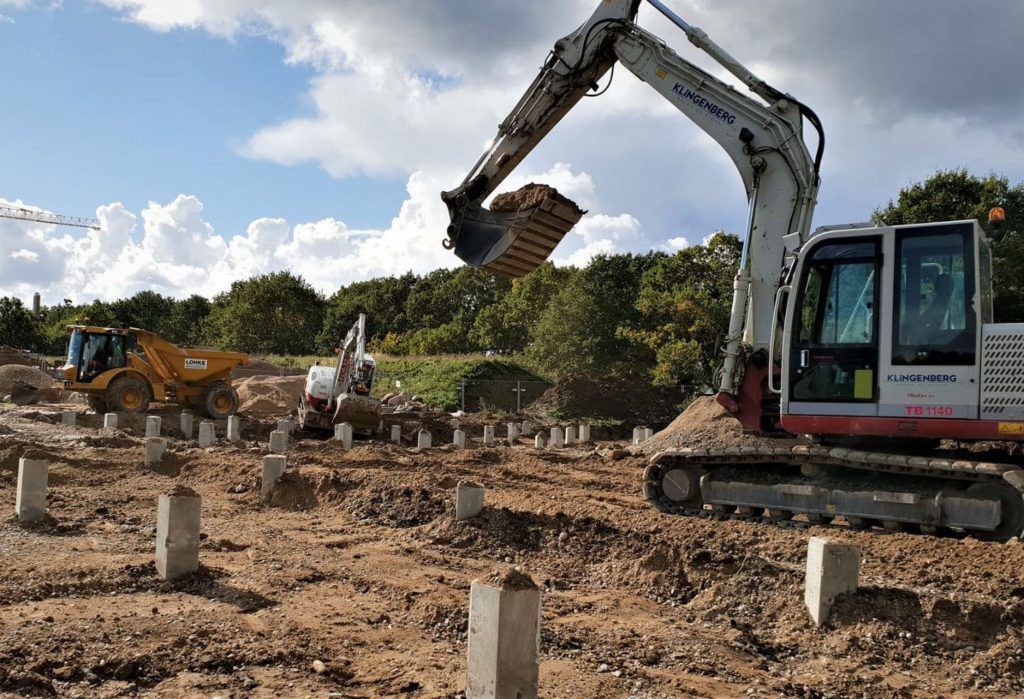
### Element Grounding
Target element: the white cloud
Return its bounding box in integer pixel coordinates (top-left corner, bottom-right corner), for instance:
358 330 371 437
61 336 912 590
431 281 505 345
4 0 1022 306
553 212 642 268
0 157 640 304
10 249 40 262
242 71 511 179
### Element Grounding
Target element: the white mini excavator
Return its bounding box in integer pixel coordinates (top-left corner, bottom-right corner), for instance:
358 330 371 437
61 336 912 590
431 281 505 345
298 314 381 434
442 0 1024 540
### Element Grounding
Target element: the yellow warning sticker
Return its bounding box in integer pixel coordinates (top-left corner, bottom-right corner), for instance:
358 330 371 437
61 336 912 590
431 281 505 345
655 67 668 80
999 422 1024 435
854 369 873 400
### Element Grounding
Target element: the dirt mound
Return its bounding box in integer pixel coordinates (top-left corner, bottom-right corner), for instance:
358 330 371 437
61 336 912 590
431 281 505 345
491 183 584 215
233 374 305 418
232 359 304 380
528 375 681 429
642 395 787 452
0 346 39 367
0 365 53 396
348 484 448 528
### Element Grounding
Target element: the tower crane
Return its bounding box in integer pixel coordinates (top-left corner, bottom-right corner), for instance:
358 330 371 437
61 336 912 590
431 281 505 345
0 204 100 230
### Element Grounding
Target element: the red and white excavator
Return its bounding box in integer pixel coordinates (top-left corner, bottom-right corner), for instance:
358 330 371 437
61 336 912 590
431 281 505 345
298 313 381 434
442 0 1024 540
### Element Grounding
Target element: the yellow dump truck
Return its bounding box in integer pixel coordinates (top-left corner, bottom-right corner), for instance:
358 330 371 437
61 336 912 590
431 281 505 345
59 326 249 418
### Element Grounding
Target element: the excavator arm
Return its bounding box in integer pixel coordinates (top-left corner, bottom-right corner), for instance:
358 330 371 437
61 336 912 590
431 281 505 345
442 0 823 405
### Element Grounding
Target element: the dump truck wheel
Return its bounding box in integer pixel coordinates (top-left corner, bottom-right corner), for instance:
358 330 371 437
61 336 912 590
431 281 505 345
203 383 239 420
106 375 151 413
87 395 108 413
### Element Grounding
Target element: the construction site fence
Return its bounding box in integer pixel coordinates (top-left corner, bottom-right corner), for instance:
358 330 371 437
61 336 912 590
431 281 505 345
458 379 551 414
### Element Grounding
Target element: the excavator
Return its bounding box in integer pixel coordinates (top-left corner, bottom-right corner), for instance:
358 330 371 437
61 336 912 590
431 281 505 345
442 0 1024 540
297 313 382 434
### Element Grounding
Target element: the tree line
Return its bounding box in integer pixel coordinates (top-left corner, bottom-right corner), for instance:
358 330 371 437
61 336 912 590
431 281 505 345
1 169 1021 389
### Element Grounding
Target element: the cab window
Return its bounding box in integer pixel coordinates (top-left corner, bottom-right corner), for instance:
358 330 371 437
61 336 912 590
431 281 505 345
791 239 880 403
797 241 877 346
78 334 128 383
893 225 976 365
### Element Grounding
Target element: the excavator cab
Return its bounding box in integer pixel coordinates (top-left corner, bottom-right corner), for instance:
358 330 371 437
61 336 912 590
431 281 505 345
778 220 996 438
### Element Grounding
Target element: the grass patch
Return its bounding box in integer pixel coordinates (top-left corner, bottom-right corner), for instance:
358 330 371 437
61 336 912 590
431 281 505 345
255 353 549 412
373 356 546 411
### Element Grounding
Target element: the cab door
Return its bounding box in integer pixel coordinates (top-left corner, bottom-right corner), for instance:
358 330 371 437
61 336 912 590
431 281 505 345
77 333 128 384
786 237 882 416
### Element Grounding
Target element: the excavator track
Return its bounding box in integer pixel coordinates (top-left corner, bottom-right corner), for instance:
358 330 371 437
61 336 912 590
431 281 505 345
643 445 1024 541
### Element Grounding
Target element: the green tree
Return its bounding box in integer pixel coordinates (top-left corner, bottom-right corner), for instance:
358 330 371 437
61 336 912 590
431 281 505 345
204 272 325 354
0 297 40 350
376 266 512 355
621 232 741 388
164 294 212 346
524 283 606 375
405 322 469 355
109 290 175 334
405 267 510 331
318 273 416 352
471 262 576 353
527 252 663 377
36 300 80 356
874 169 1024 321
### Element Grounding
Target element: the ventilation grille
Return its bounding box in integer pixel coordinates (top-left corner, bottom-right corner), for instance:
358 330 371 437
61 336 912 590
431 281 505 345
981 324 1024 420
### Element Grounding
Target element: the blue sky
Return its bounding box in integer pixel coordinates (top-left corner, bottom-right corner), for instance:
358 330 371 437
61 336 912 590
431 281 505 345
1 0 1022 305
0 2 406 234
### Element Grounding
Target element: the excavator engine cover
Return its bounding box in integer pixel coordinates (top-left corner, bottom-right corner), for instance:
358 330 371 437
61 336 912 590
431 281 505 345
447 184 584 279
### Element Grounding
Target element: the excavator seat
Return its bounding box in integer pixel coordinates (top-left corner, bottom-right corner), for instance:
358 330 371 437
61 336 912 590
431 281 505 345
449 193 584 279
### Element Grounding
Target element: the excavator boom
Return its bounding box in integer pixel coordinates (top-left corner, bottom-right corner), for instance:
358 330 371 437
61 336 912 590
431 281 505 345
442 0 822 397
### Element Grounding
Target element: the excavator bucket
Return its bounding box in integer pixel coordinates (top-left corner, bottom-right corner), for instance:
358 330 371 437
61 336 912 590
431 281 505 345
333 393 382 432
449 185 585 279
9 381 41 406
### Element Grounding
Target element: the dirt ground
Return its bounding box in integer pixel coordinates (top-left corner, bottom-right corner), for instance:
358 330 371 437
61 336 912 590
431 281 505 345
2 399 1024 698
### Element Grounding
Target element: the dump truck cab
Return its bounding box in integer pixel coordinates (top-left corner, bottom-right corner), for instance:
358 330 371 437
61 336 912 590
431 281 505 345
64 327 131 386
61 325 249 419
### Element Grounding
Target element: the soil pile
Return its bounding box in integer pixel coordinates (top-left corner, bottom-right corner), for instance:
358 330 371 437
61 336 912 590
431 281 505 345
529 375 681 429
233 374 305 418
0 365 53 396
232 359 304 380
0 346 38 367
642 395 787 452
491 183 584 215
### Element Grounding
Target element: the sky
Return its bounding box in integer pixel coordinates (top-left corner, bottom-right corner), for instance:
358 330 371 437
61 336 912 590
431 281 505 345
2 0 1023 306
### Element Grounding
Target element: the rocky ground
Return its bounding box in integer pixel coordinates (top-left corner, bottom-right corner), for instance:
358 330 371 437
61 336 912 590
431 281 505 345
1 400 1023 698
